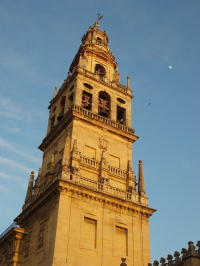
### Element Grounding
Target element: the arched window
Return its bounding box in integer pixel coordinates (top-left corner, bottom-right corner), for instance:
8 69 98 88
95 64 106 77
98 91 110 118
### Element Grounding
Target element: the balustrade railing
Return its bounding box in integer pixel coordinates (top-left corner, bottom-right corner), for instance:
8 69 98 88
108 165 127 178
69 174 136 202
80 155 100 169
71 174 99 190
72 105 135 134
80 155 127 179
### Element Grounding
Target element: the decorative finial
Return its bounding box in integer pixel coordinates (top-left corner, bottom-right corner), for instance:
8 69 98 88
120 258 127 266
127 76 131 89
54 87 58 97
138 160 146 195
24 171 35 204
188 241 196 255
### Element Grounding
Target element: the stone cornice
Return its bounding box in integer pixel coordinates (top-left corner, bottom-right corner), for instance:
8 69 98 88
15 179 60 225
16 178 155 224
58 180 156 218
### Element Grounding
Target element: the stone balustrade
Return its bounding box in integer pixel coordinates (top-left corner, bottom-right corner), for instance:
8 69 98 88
108 165 127 178
72 105 135 134
80 154 127 179
80 155 100 169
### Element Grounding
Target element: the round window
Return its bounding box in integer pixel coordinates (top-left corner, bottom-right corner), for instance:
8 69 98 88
117 98 125 104
83 83 93 90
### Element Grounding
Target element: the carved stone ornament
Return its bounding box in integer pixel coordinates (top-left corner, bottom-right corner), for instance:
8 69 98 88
53 143 58 153
0 251 8 265
71 140 81 160
71 165 81 176
100 150 108 169
188 241 197 256
24 230 32 259
160 257 166 266
99 137 108 151
100 177 109 184
37 218 48 250
120 258 127 266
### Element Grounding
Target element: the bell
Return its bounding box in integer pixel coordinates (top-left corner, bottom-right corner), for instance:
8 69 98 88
57 114 63 121
82 102 90 110
57 110 64 121
98 107 108 117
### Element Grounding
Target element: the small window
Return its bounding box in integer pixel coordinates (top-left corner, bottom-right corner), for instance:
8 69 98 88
117 98 125 104
83 83 93 90
97 37 102 41
117 106 126 124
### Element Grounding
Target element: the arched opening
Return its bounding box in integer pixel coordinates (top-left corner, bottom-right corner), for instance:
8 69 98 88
95 64 106 77
98 91 110 118
57 96 66 121
117 106 126 124
82 91 92 110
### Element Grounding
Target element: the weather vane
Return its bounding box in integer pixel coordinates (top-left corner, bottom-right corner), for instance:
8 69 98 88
93 14 103 28
97 14 103 21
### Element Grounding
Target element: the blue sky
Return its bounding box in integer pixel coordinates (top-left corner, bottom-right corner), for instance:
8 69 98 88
0 0 200 262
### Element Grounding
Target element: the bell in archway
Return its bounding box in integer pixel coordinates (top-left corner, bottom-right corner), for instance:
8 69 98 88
98 107 108 117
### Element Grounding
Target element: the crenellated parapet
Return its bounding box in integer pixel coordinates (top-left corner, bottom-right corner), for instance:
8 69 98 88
149 241 200 266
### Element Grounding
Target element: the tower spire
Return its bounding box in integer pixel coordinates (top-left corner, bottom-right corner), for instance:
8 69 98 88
138 160 146 196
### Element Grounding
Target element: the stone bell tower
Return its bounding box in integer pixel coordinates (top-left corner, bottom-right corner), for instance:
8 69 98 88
0 17 155 266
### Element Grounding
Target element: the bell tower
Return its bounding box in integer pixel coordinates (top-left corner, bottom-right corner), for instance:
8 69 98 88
13 17 155 266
